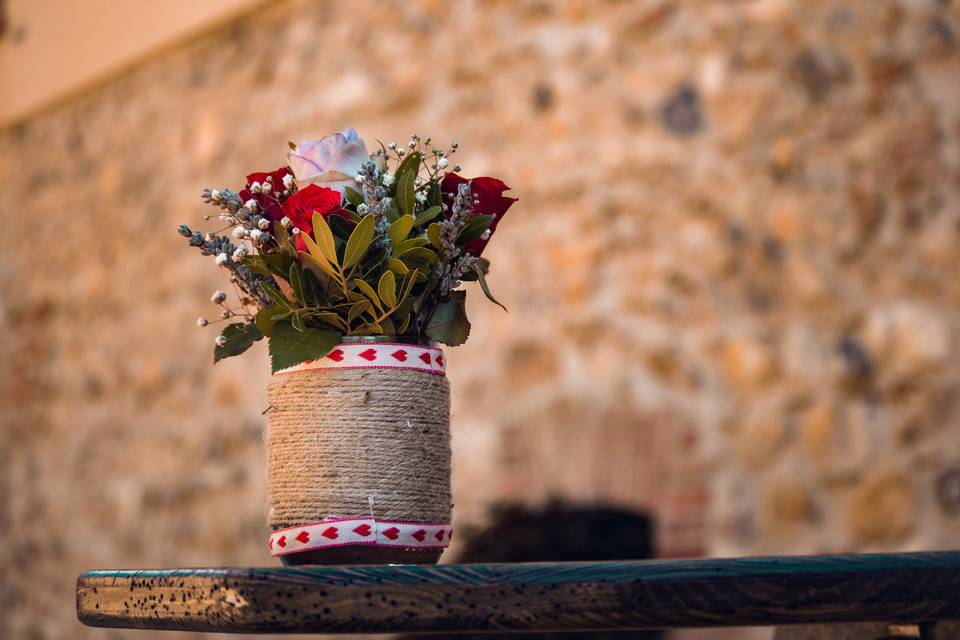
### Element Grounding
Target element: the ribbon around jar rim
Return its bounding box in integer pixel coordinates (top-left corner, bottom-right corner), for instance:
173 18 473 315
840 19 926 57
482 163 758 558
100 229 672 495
271 343 446 376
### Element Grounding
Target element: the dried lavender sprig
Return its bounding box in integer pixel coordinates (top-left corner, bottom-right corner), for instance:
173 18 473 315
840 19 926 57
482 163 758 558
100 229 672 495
415 182 478 312
437 183 475 257
354 159 395 256
201 188 244 213
438 253 479 298
177 224 272 307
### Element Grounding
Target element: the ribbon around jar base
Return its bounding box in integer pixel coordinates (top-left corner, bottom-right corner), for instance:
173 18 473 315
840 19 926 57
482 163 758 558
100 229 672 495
268 517 452 557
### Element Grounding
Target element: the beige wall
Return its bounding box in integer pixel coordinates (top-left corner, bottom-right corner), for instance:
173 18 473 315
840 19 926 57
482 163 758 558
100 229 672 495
0 0 266 126
2 0 960 638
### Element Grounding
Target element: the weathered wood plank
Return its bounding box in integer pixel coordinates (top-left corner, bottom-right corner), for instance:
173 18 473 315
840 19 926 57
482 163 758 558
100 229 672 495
77 552 960 634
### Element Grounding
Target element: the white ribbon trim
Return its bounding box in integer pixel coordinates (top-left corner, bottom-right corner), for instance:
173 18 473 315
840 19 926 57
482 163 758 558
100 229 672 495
272 343 446 376
269 517 452 556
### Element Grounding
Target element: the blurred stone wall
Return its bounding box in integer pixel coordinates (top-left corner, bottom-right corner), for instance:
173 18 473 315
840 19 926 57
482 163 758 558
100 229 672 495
2 0 960 638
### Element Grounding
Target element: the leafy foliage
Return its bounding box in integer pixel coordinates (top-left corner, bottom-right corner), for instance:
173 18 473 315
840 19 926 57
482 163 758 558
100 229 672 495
268 322 339 372
214 323 264 363
186 132 516 370
425 290 471 346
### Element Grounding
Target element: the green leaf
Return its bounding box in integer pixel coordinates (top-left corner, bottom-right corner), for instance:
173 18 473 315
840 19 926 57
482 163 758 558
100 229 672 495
327 214 354 244
352 278 383 312
399 247 439 267
396 312 412 335
388 215 414 248
378 271 397 309
301 311 347 331
268 322 339 373
288 265 305 304
348 300 373 325
473 262 507 311
413 205 442 227
457 215 495 245
395 152 421 216
362 246 388 269
395 293 416 318
214 322 264 363
395 272 418 308
386 258 409 275
395 151 421 183
459 257 489 282
380 315 396 336
241 255 275 277
427 223 442 251
425 290 471 347
344 187 364 207
385 197 401 222
272 221 295 257
426 180 442 207
242 253 295 278
255 304 284 336
300 251 340 280
301 268 326 306
311 212 339 265
394 237 429 255
352 322 384 335
291 312 306 332
343 214 375 269
260 281 290 309
307 311 348 331
396 172 416 216
347 290 369 305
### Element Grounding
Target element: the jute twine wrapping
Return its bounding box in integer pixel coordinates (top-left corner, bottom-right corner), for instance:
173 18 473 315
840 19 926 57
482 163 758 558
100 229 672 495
265 367 451 530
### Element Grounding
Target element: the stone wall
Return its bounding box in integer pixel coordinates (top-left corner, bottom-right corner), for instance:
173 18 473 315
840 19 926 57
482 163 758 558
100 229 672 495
2 0 960 638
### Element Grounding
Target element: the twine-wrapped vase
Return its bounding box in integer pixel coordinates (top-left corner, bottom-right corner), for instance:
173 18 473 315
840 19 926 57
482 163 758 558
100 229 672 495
265 337 452 565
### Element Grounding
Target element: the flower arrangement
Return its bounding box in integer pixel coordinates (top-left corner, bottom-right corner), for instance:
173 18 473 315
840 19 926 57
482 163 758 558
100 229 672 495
179 129 516 373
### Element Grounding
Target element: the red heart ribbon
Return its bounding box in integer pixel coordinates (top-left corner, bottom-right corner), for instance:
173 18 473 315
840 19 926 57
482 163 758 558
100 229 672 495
271 344 446 377
268 517 452 557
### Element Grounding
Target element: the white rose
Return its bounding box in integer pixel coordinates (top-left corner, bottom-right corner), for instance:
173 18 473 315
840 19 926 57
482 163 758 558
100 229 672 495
288 128 378 197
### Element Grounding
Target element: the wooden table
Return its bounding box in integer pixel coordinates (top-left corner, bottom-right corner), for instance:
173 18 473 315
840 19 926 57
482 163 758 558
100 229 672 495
77 551 960 636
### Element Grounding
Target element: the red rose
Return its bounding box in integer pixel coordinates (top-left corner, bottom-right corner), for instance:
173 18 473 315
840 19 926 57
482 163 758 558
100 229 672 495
239 167 292 222
441 173 517 256
282 184 351 253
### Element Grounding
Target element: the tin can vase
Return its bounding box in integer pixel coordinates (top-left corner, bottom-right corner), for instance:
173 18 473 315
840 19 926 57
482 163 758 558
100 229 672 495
264 336 452 565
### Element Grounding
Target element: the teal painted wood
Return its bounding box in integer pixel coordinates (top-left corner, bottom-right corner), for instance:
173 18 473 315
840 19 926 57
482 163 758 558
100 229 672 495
76 551 960 634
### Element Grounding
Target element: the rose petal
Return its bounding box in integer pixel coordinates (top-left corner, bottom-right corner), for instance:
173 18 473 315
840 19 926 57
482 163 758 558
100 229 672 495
328 140 369 178
283 184 345 236
288 130 373 194
441 173 517 256
240 166 292 221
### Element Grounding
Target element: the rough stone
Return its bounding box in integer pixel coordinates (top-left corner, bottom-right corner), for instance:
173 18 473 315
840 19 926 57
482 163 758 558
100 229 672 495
847 472 915 546
761 477 816 536
862 302 951 387
2 1 960 637
734 409 787 471
720 336 778 389
800 401 836 461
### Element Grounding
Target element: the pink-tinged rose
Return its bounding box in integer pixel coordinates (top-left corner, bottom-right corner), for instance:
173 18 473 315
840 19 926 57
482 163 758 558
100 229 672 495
441 173 517 256
282 184 351 253
239 166 291 222
288 128 373 197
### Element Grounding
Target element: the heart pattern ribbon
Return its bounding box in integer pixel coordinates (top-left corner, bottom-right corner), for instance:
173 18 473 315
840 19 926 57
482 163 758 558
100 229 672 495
268 517 453 557
271 343 446 377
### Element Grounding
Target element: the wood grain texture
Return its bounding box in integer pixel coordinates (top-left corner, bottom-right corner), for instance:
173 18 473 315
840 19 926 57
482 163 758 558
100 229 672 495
77 552 960 634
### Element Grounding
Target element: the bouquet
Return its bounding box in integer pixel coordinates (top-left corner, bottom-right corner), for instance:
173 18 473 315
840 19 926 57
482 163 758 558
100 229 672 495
179 129 516 373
